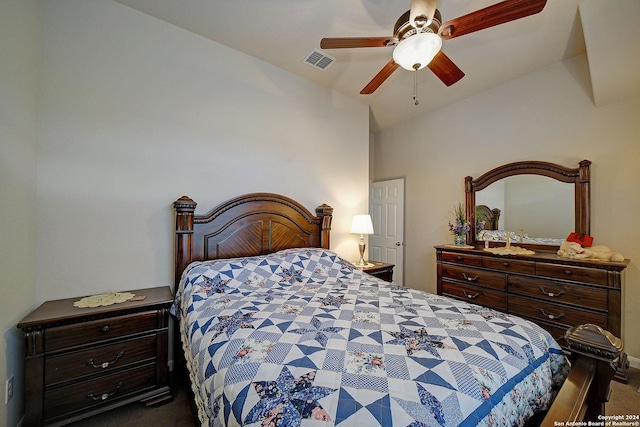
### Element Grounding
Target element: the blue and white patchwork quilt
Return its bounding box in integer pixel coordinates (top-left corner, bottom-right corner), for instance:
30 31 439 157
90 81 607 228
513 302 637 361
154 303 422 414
171 248 568 427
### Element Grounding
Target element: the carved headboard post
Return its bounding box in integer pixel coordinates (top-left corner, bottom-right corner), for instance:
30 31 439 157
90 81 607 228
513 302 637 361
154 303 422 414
174 196 197 288
316 204 334 249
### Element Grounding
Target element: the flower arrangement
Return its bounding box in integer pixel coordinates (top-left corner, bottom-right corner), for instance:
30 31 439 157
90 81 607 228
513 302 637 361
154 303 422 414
448 203 470 236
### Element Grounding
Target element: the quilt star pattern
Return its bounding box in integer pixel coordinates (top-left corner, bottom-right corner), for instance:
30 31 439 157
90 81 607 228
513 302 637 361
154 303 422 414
171 248 568 427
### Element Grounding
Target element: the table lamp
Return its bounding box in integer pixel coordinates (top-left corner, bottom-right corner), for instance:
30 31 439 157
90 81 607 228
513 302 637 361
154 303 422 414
350 214 374 267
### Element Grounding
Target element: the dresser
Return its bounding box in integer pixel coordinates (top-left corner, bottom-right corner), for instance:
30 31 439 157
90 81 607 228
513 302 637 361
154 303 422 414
359 261 395 282
435 245 629 380
17 286 174 426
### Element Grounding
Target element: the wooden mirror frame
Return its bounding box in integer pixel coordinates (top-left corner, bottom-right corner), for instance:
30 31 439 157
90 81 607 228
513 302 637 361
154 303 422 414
464 160 591 249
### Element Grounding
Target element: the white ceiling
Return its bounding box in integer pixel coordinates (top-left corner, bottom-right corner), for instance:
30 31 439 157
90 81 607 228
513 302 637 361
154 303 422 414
112 0 637 132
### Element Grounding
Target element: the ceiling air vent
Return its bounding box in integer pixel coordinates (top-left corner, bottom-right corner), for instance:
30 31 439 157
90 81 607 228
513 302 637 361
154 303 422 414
303 49 335 70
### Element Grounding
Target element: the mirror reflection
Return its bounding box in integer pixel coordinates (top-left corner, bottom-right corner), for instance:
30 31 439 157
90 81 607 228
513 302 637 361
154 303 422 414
476 175 574 244
465 160 590 248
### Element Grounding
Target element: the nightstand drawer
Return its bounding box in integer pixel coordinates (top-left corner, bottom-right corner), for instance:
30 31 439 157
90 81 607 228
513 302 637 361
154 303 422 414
45 335 157 386
45 311 158 351
44 363 156 423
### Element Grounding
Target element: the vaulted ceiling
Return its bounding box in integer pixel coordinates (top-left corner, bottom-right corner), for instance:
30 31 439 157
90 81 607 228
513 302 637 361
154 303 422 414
114 0 640 132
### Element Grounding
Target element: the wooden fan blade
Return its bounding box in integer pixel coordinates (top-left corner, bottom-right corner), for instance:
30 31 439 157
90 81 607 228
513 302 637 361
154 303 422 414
320 37 396 49
439 0 547 40
427 51 465 86
360 59 400 94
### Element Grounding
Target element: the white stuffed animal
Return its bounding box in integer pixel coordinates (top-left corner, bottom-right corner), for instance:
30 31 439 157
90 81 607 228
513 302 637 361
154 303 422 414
557 240 625 262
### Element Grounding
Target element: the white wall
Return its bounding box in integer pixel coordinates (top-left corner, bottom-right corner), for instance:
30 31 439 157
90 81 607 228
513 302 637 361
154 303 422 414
0 0 40 425
0 2 369 424
373 54 640 359
36 0 370 303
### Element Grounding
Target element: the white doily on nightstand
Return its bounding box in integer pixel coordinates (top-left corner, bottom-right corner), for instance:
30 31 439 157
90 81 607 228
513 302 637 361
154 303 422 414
73 291 136 308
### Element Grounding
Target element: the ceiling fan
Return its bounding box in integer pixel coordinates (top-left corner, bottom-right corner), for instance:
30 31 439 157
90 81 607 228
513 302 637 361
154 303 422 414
320 0 548 95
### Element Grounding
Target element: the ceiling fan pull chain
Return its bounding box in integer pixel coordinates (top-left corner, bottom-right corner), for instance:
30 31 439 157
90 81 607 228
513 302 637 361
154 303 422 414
413 66 419 106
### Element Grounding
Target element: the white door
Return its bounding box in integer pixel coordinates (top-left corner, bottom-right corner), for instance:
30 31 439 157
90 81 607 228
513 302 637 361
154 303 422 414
368 179 405 285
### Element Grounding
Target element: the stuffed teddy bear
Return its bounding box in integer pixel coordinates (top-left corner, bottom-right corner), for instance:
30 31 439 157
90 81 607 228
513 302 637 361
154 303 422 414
557 240 625 262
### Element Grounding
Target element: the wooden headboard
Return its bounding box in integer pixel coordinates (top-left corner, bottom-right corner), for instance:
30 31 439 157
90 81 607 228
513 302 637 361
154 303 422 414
475 205 501 230
173 193 333 286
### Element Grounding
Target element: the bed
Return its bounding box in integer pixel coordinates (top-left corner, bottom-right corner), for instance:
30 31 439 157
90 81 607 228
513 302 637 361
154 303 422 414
171 193 622 427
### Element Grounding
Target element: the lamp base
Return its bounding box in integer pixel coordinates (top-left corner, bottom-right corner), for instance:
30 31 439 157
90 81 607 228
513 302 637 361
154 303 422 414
355 235 374 268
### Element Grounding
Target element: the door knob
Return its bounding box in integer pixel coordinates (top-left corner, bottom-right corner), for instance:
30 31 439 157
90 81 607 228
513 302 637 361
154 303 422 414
395 242 402 246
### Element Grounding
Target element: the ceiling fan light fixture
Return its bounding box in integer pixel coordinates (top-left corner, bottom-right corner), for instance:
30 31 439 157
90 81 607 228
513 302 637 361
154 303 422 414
392 32 442 71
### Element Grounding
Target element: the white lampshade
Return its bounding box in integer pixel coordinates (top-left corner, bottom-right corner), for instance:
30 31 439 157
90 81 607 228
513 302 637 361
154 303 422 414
392 32 442 71
350 215 374 235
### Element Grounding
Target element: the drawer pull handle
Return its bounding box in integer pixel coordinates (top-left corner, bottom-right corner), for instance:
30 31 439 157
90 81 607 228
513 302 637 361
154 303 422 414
503 262 509 267
463 291 480 299
462 273 479 282
101 325 110 333
87 351 124 369
563 269 572 276
87 382 123 401
539 287 564 298
456 256 463 261
539 309 565 320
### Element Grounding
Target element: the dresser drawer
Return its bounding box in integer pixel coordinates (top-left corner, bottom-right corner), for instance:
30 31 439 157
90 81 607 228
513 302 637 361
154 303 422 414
536 263 608 286
45 335 157 386
440 264 506 291
44 363 156 422
508 276 607 311
441 251 483 267
508 295 607 329
441 282 507 311
482 257 535 274
45 311 158 352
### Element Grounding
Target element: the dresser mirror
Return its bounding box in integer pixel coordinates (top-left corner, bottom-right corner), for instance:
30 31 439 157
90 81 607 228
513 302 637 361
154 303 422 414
464 160 591 249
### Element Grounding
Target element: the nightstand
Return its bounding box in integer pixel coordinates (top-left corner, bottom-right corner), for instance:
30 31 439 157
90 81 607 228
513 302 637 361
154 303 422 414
17 286 173 427
358 261 395 282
